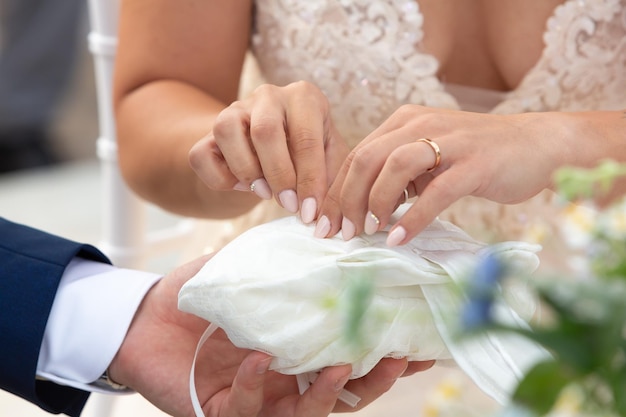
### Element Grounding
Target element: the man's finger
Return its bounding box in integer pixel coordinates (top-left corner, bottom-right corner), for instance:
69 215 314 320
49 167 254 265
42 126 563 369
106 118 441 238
222 351 272 417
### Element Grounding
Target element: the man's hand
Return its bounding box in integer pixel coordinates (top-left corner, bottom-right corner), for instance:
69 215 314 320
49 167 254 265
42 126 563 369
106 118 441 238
108 255 433 417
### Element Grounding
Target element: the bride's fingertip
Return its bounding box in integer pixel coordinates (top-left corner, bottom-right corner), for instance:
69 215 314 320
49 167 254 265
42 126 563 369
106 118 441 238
300 197 317 224
341 217 356 240
278 189 299 213
386 225 407 247
364 211 380 235
250 178 273 200
314 215 331 238
233 181 249 192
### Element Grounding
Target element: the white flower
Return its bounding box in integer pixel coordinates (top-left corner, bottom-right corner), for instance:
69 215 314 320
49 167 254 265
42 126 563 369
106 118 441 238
595 198 626 240
558 202 597 250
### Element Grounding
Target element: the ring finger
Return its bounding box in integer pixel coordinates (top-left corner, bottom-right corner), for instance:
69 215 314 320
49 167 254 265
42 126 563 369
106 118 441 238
366 138 443 233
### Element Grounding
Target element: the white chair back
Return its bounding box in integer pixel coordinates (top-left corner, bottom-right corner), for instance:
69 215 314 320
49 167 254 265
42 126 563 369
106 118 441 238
85 1 196 414
87 0 195 270
87 0 144 268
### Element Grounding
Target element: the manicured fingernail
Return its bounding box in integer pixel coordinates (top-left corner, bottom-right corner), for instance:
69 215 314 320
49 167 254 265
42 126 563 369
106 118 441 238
334 373 351 392
364 211 380 235
250 178 272 200
341 217 356 240
386 226 406 247
233 181 249 192
300 197 317 224
278 189 299 213
314 215 331 238
256 357 272 374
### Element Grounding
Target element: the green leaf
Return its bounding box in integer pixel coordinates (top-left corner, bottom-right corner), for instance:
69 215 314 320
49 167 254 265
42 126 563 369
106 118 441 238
612 371 626 416
553 160 626 200
512 360 576 415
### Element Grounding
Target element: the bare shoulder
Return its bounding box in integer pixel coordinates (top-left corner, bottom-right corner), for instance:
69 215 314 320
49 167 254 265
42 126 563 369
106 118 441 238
115 0 254 103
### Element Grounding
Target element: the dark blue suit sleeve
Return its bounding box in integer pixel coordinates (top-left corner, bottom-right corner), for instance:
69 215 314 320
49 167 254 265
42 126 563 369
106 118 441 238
0 217 111 416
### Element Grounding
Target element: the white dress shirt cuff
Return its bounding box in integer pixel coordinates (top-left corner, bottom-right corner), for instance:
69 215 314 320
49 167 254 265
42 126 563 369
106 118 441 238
37 257 162 393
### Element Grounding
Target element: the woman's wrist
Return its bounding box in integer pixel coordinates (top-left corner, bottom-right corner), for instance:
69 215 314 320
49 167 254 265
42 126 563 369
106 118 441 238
543 110 626 201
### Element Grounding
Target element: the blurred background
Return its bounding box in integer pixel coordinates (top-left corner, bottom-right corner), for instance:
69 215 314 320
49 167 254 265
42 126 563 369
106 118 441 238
42 25 99 165
0 3 97 176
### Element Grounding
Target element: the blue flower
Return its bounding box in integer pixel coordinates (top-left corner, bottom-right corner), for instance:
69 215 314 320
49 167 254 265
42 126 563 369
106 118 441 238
461 252 506 330
472 252 506 289
461 298 494 330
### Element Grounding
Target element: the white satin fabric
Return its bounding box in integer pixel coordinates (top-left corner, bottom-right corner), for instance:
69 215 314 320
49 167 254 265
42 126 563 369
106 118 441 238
179 208 550 404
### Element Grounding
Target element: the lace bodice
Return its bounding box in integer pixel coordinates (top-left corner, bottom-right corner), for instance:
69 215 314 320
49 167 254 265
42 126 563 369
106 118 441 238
199 0 626 262
252 0 626 147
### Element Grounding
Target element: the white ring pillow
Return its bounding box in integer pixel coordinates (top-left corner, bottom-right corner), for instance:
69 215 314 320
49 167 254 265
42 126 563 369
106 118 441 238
179 207 550 405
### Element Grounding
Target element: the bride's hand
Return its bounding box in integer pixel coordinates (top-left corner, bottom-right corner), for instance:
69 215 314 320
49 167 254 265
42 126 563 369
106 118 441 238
189 81 350 223
318 105 568 244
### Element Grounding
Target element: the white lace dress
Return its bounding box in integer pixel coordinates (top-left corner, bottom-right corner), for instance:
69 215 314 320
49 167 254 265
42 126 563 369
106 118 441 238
245 0 626 249
190 3 625 413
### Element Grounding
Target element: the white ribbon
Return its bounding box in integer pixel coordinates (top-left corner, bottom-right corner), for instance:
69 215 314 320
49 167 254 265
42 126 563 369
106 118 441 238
189 324 360 417
190 323 219 417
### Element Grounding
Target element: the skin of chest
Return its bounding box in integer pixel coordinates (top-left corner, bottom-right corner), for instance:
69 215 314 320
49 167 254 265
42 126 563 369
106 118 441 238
418 0 566 91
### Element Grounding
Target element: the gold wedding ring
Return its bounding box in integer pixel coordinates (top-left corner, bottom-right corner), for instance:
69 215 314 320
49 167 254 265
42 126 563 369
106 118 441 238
416 138 441 172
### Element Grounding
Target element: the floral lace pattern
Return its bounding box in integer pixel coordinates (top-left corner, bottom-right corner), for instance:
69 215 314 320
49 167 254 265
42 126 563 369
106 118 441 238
247 0 626 249
252 0 457 147
252 0 626 145
495 0 626 114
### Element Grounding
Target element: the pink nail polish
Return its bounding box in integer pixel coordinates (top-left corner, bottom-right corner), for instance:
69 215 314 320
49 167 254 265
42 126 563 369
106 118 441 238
278 189 299 213
251 178 272 200
300 197 317 224
386 226 406 247
364 211 380 235
314 215 331 238
233 181 248 192
341 217 356 240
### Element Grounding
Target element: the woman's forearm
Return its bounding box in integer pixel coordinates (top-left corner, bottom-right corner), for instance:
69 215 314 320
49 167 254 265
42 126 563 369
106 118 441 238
115 79 259 219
